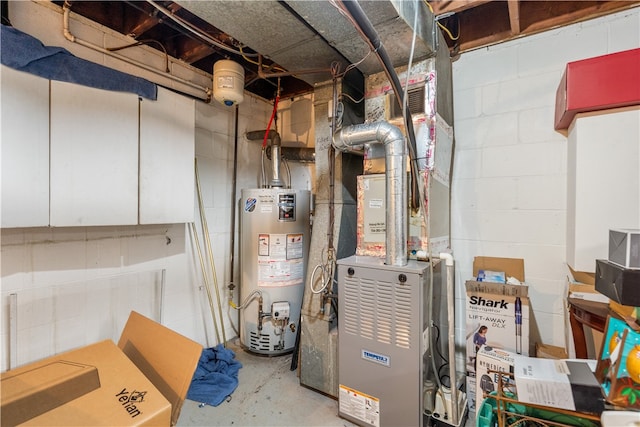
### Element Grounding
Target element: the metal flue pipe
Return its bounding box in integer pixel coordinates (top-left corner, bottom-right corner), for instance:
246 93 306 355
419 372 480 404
269 132 284 188
246 130 284 188
333 122 407 266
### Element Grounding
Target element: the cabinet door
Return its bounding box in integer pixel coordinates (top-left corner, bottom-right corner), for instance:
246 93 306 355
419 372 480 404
139 87 195 224
1 66 50 227
50 81 139 226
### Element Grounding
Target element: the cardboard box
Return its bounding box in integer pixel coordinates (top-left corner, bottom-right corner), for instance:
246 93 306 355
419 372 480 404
474 346 516 410
515 356 604 414
1 361 100 426
609 229 640 270
535 343 569 360
595 259 640 307
465 257 529 414
118 311 203 426
1 311 202 426
466 257 529 367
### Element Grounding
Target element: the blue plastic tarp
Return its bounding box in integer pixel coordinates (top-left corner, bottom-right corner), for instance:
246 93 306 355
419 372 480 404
1 24 157 100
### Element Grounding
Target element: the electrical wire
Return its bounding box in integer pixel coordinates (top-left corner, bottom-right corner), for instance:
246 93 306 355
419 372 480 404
309 247 335 295
341 92 365 104
106 39 170 72
423 0 460 40
240 45 287 72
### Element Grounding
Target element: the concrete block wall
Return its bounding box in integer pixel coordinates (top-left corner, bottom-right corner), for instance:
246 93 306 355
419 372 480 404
451 7 640 357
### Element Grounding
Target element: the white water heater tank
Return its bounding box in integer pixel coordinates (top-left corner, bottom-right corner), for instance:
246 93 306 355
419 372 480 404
213 60 244 106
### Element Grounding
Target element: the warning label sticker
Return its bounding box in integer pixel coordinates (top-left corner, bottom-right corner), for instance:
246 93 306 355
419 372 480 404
256 233 304 287
339 384 380 427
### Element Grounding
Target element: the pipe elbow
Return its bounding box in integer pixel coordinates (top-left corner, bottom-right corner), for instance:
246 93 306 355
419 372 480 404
62 4 76 43
377 123 404 148
439 252 454 267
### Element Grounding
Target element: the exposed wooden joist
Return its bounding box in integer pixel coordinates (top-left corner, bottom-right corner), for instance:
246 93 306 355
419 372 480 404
127 15 161 38
180 42 216 64
507 0 521 35
427 0 493 16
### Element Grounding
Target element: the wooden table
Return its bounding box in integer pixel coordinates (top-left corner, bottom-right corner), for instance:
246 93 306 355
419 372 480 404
568 297 610 359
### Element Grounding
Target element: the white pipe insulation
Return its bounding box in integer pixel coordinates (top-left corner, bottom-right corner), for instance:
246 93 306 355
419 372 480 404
333 121 407 266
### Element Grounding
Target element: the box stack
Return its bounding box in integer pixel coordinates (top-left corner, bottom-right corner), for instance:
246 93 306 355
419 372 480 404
465 257 530 414
595 229 640 307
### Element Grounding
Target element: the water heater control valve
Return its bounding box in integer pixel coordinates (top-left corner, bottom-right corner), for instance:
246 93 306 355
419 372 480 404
272 301 290 320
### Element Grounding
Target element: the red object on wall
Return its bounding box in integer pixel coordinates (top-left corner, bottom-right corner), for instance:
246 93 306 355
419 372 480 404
554 48 640 132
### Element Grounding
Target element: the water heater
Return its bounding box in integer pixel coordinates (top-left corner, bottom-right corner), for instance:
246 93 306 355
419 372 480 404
240 188 310 355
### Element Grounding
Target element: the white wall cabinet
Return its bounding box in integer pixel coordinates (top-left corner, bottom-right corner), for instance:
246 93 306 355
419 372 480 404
566 107 640 272
1 66 50 228
139 87 195 224
2 77 195 228
50 81 139 226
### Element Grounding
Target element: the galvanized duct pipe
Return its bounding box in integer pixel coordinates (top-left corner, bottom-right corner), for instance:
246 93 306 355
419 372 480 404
266 146 315 163
333 122 407 266
246 130 284 188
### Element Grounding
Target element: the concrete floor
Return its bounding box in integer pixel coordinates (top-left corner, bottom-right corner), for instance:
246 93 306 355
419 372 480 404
177 338 357 427
177 338 474 427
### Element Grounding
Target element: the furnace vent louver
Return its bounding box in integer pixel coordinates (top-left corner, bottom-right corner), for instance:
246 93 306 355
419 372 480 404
385 84 426 120
342 275 413 349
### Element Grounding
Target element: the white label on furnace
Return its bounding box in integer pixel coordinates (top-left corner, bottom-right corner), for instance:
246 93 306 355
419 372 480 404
339 385 380 427
260 204 273 213
369 198 383 209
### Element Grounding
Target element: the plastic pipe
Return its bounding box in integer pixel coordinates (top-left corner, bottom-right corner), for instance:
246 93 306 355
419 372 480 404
62 1 211 101
439 251 458 425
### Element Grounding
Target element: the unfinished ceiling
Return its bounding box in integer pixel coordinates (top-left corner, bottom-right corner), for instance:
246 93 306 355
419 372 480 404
46 0 640 101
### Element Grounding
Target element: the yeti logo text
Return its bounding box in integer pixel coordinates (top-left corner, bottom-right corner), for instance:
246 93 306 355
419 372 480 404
362 349 390 367
115 388 146 418
469 295 508 309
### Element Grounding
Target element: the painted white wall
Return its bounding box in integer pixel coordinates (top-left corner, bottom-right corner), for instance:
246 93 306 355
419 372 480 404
451 7 640 356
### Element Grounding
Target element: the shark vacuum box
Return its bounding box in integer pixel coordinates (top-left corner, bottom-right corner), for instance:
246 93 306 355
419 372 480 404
609 229 640 270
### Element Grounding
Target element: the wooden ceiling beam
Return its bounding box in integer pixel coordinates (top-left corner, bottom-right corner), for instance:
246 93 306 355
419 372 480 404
507 0 521 36
427 0 493 16
181 42 216 64
127 15 161 39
